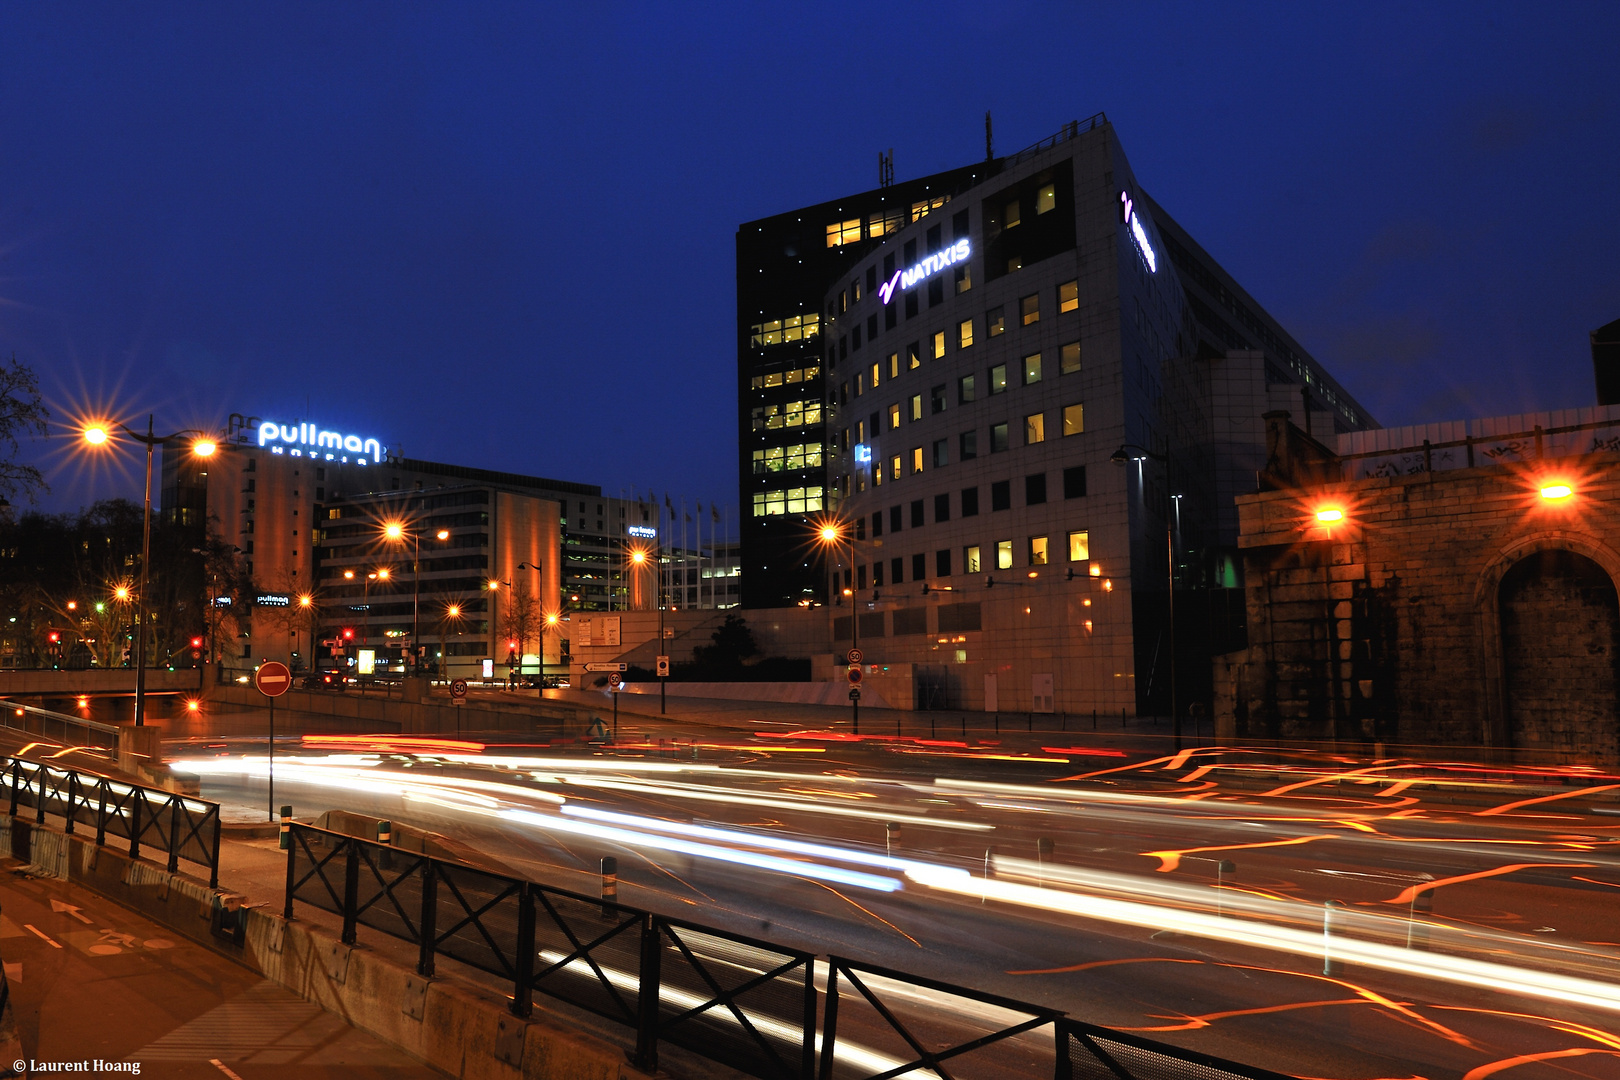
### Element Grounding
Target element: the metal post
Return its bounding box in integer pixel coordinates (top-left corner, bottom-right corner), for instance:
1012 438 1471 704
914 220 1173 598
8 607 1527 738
127 789 142 860
633 914 662 1072
600 856 618 919
267 697 275 822
817 961 840 1080
210 812 221 889
279 804 292 850
64 772 78 836
94 777 107 846
7 760 17 819
511 883 535 1018
283 824 297 920
1322 899 1345 975
1216 859 1235 917
1407 886 1433 950
418 858 438 977
342 839 360 945
658 538 666 716
135 415 153 726
166 795 180 873
799 957 817 1080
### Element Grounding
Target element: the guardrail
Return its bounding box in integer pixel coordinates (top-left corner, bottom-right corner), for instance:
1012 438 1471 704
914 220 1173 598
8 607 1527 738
0 700 120 752
0 756 221 888
283 822 1288 1080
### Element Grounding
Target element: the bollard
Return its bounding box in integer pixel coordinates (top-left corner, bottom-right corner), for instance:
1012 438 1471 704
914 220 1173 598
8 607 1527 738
1092 708 1097 731
1407 883 1434 950
1322 899 1346 975
1122 708 1127 729
377 818 394 871
278 804 293 850
885 822 900 859
1037 837 1054 886
600 856 619 919
1216 859 1236 917
982 847 995 905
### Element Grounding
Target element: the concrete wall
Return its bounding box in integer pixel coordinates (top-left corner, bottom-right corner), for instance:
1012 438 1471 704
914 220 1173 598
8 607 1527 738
0 669 201 696
1232 427 1620 759
205 682 585 738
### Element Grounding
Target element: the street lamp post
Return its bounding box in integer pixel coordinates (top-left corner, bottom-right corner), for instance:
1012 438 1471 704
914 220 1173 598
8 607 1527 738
83 419 217 726
817 521 862 735
518 561 544 696
1110 443 1180 750
384 523 450 677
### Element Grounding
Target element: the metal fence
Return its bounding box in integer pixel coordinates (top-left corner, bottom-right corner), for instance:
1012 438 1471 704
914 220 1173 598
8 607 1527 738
283 822 1289 1080
0 756 222 887
0 700 120 752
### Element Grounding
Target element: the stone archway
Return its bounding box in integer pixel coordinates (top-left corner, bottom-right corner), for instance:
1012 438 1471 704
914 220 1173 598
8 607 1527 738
1497 549 1620 760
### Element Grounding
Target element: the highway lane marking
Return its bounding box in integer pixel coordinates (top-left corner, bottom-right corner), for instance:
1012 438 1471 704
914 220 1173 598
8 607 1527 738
50 898 93 924
209 1061 246 1080
23 924 61 948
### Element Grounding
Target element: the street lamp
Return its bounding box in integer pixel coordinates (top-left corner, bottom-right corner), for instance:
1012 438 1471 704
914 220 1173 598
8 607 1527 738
382 520 451 677
814 518 863 734
1111 443 1180 750
82 419 217 726
439 602 463 681
517 561 544 695
296 594 314 672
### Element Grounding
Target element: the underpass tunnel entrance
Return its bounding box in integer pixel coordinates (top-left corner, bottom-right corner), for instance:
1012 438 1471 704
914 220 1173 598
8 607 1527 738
1499 548 1620 760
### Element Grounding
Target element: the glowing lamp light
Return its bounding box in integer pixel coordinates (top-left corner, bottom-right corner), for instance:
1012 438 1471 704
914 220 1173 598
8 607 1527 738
1316 508 1345 524
298 594 312 608
66 601 77 611
820 525 840 543
76 696 89 709
545 613 559 626
83 426 109 446
114 586 130 601
192 440 217 458
436 529 450 540
1540 484 1574 501
384 522 405 540
344 570 356 580
630 550 647 565
446 605 461 618
376 569 390 580
185 699 200 713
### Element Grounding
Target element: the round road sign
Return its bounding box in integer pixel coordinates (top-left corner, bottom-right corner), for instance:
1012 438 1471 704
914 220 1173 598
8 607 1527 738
450 678 468 699
608 672 623 689
846 664 863 685
254 661 292 698
846 648 863 665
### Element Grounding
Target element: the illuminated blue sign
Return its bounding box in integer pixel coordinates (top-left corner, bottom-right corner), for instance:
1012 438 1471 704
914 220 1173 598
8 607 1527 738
878 239 971 305
258 420 382 463
1118 191 1157 273
853 444 872 464
627 525 658 539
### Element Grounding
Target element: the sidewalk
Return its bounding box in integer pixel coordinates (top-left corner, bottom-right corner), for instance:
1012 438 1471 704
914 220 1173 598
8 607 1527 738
0 860 447 1078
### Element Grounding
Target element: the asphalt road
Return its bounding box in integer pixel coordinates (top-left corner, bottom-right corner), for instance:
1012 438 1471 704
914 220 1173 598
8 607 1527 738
170 731 1620 1080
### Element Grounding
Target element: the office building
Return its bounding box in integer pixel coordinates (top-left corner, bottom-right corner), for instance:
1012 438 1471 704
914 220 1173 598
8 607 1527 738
812 116 1376 714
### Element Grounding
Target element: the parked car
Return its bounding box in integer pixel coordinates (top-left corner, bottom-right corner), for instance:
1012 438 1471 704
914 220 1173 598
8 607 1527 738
301 669 347 691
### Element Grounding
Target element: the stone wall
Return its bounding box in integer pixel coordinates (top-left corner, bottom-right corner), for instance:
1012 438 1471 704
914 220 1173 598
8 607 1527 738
1231 420 1620 759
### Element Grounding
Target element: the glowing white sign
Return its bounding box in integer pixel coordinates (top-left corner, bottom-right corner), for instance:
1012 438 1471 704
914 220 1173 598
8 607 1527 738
1118 191 1157 273
626 525 658 539
853 444 872 464
258 420 382 463
878 238 971 305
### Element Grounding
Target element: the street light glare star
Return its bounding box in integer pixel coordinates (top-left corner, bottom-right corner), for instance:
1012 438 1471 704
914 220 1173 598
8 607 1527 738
193 440 217 458
83 425 109 446
384 522 404 540
436 529 450 540
820 525 840 542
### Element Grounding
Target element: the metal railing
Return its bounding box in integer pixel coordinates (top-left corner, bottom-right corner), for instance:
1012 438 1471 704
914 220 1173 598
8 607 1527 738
0 756 221 888
284 822 1289 1080
1338 414 1620 480
0 700 120 752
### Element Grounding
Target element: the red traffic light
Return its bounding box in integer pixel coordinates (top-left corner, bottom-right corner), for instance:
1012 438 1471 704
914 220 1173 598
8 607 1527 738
508 640 518 650
342 628 355 640
190 636 204 649
47 632 60 643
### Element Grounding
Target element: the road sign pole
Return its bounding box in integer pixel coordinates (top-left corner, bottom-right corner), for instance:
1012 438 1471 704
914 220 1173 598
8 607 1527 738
612 688 619 742
268 696 275 823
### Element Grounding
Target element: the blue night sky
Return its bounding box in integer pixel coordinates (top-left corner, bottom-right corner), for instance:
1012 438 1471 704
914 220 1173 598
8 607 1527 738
3 3 1617 516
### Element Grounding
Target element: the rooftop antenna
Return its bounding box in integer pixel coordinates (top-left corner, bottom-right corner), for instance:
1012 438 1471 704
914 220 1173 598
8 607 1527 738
878 148 893 188
985 111 993 161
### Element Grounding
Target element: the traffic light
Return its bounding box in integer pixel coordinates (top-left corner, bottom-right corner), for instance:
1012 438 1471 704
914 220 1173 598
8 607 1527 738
190 636 204 662
47 631 60 644
342 628 355 641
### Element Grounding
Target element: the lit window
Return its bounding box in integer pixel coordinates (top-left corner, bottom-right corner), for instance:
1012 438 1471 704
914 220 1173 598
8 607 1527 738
1025 412 1045 445
909 394 922 422
996 540 1013 570
854 373 864 396
870 362 880 389
868 207 905 237
911 447 924 474
888 403 901 430
1021 294 1040 325
749 313 820 348
907 342 921 369
989 364 1008 394
1004 199 1022 228
1029 536 1049 566
1062 404 1084 437
959 318 974 349
1060 341 1081 374
890 455 902 480
1068 530 1090 562
1036 182 1056 215
826 219 861 247
911 195 948 221
954 263 972 294
888 352 900 379
852 279 861 303
1059 280 1078 313
964 545 981 574
987 306 1005 336
1023 353 1042 385
1006 256 1022 273
764 371 784 388
933 331 946 360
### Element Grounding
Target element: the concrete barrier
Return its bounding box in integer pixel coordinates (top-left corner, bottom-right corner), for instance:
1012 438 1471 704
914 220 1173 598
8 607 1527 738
205 682 586 738
0 816 649 1080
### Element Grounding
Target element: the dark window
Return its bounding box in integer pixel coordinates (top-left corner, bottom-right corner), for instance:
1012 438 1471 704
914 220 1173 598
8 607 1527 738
912 552 927 581
904 239 916 263
873 561 884 587
990 422 1009 452
872 511 883 537
910 499 924 528
890 505 903 533
869 411 880 437
1063 465 1087 499
953 208 970 239
959 374 977 403
315 467 326 480
926 223 942 252
851 325 861 350
315 487 324 501
928 277 944 307
884 252 896 277
961 486 980 516
991 480 1011 511
905 291 918 319
930 384 947 414
934 493 950 522
893 607 927 635
932 438 949 468
867 266 878 293
936 549 952 577
867 314 877 339
885 305 897 330
989 364 1007 394
855 516 866 540
960 430 978 460
839 336 848 360
1026 473 1047 505
857 565 867 591
891 556 904 584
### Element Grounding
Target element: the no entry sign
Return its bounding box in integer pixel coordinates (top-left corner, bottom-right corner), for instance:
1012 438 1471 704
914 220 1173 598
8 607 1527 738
255 661 292 698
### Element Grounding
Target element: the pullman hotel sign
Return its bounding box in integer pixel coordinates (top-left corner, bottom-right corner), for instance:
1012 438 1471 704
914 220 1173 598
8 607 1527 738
257 420 384 464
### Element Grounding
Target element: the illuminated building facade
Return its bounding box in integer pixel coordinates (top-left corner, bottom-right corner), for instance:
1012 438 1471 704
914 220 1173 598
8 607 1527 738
814 117 1376 715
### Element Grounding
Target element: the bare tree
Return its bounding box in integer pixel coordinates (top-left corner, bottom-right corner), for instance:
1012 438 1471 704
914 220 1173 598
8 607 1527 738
504 584 538 662
0 356 48 503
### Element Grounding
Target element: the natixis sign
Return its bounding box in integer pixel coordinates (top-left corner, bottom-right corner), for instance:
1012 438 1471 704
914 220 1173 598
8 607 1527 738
1118 191 1157 273
257 420 383 463
878 239 971 305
